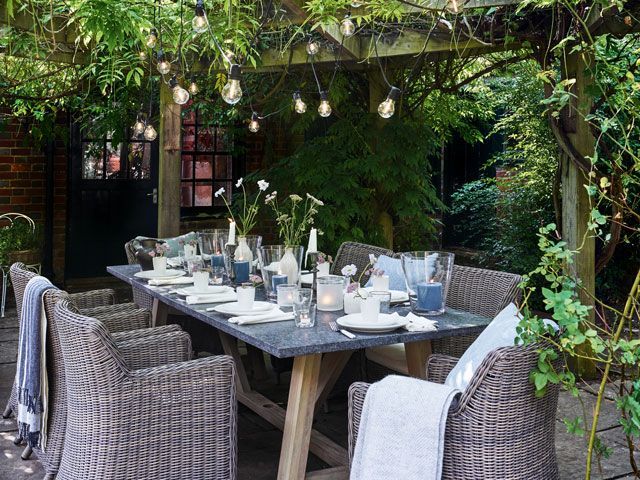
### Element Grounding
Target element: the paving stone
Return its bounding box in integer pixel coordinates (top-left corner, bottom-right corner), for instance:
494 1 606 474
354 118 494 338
557 389 621 431
0 329 17 343
0 432 44 479
0 343 17 365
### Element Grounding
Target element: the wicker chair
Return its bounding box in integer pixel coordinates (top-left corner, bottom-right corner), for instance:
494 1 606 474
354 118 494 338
331 242 394 285
5 264 178 474
124 238 159 310
349 343 560 479
54 299 237 480
365 265 522 376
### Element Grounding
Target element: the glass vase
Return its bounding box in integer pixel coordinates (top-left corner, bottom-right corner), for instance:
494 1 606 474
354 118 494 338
234 235 263 273
197 229 228 270
400 251 454 315
258 245 305 298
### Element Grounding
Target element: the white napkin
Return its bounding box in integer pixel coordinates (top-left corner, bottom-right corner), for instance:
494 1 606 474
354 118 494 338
148 276 193 286
229 309 294 325
166 257 183 268
403 312 438 332
185 292 238 305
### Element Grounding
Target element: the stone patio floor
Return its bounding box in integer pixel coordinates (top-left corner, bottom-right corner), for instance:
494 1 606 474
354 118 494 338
0 306 637 480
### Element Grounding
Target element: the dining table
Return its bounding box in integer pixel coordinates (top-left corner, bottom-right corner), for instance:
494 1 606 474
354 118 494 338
107 264 492 480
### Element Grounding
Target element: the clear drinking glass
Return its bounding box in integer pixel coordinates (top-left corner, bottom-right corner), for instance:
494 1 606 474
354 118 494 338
400 251 454 315
294 304 316 328
368 291 391 313
186 257 206 276
237 282 256 310
211 266 225 285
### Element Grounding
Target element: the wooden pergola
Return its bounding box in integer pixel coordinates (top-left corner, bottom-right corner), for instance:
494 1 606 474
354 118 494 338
3 0 632 373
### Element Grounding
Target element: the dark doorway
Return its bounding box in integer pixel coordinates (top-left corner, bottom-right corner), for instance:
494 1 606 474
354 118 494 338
66 124 159 278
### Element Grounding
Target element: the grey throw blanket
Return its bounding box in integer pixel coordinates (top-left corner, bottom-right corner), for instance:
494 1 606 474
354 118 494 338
16 276 55 449
350 375 460 480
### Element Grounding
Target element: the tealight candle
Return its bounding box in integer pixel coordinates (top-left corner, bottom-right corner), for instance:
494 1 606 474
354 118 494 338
316 275 344 311
277 284 297 307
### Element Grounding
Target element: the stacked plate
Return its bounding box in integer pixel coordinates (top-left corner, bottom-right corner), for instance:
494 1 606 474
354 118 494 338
134 270 187 280
336 313 408 333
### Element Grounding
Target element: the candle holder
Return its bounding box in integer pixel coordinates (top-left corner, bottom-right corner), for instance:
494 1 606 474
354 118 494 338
225 243 236 283
400 251 454 315
307 252 320 290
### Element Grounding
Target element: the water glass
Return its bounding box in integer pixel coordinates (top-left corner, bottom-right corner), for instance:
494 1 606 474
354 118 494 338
361 296 381 323
294 304 316 328
187 257 206 275
237 283 256 310
211 266 225 285
277 284 297 308
192 271 210 292
368 291 391 313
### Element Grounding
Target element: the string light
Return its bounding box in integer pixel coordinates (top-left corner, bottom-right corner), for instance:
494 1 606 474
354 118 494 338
146 28 158 48
169 75 190 105
318 91 332 117
156 50 171 75
221 64 243 105
293 92 307 114
138 50 147 61
340 13 355 37
378 86 401 118
192 0 208 33
144 124 158 141
306 40 319 56
133 116 146 136
188 77 199 95
350 0 363 6
248 112 260 133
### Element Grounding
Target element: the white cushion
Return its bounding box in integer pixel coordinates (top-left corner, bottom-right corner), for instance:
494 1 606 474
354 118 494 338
366 344 408 375
444 303 521 391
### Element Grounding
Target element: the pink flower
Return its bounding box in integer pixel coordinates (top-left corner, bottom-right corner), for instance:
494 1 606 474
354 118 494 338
346 282 359 293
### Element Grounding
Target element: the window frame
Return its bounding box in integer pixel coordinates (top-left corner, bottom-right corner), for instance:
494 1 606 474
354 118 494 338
80 132 155 181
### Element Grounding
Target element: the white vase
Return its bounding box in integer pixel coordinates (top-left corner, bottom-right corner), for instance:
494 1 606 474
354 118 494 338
343 291 364 314
152 256 167 274
234 236 253 265
279 247 299 285
317 263 330 277
372 275 390 292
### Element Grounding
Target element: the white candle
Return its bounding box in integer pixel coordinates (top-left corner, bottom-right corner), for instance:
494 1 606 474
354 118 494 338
307 228 318 253
228 221 236 246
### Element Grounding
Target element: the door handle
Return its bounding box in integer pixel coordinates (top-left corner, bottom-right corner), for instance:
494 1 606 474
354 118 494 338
147 188 158 204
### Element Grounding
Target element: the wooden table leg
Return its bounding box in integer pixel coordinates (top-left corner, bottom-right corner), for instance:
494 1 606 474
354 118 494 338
405 340 432 379
151 298 169 327
315 351 353 412
247 344 269 380
218 331 252 393
277 353 323 480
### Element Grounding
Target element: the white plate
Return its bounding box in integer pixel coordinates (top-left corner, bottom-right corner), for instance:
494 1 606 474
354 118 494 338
336 313 408 333
134 269 187 280
362 288 409 303
175 285 233 296
211 301 276 316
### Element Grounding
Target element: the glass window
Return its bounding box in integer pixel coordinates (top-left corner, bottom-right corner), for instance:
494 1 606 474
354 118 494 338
81 134 153 180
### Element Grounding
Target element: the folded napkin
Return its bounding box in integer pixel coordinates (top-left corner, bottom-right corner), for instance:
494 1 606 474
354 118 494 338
403 312 438 332
185 292 238 305
229 309 294 325
166 257 183 268
148 276 193 286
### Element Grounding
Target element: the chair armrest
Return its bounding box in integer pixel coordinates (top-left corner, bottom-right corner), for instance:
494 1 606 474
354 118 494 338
426 354 459 384
348 381 371 466
94 308 151 333
80 302 142 317
119 331 193 369
112 324 181 342
69 288 116 309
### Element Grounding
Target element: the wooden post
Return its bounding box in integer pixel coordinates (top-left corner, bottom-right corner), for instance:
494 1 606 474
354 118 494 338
158 82 182 237
368 70 394 249
561 52 596 378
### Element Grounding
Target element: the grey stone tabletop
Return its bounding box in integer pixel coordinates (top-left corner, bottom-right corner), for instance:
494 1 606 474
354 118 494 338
108 264 491 358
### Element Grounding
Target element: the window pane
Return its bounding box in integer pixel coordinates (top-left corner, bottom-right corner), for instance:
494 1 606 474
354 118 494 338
181 183 193 207
215 155 232 179
197 127 214 152
213 181 232 207
216 127 232 151
182 126 196 151
105 142 122 179
82 142 104 179
128 142 151 179
195 155 213 179
182 155 194 179
182 107 196 125
194 182 213 206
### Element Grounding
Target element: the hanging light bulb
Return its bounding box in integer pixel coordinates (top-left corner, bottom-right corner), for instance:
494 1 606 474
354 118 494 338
306 40 319 56
192 0 208 33
221 64 243 105
188 79 199 95
378 86 401 119
318 91 332 117
146 28 158 49
350 0 363 7
133 117 146 136
169 75 190 105
139 50 147 61
156 50 171 75
293 92 307 114
144 124 158 141
340 14 356 37
248 112 260 133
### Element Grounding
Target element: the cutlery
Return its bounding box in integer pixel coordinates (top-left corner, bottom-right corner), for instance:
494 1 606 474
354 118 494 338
329 321 356 339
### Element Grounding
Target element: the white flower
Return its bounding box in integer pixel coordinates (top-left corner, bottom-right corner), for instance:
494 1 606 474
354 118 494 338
257 179 269 191
369 254 378 265
265 191 277 204
341 264 357 277
306 193 324 206
214 187 226 198
236 178 243 188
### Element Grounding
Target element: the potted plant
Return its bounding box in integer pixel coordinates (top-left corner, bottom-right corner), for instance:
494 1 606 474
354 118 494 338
148 243 170 274
0 220 42 266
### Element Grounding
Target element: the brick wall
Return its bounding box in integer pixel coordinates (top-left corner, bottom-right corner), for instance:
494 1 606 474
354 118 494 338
0 109 67 283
